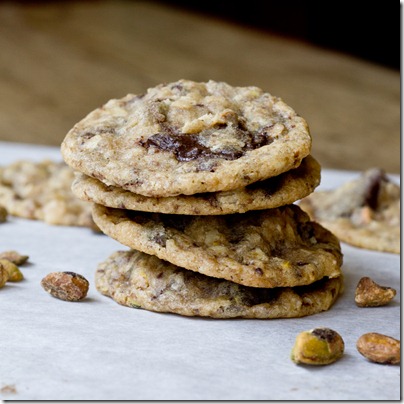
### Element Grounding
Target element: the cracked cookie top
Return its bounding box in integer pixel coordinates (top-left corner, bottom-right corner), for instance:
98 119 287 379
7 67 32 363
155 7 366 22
62 80 311 197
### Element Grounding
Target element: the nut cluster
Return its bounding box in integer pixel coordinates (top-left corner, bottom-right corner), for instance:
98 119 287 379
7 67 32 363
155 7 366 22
291 275 399 367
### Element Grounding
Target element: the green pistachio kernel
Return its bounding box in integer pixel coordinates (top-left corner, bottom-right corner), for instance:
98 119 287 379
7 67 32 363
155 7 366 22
291 327 345 365
0 259 23 282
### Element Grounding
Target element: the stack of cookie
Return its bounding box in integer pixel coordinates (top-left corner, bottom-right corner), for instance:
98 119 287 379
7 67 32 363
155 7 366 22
62 80 343 319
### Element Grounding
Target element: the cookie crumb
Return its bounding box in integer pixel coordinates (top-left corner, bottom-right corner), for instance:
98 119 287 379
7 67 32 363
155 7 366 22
1 384 17 394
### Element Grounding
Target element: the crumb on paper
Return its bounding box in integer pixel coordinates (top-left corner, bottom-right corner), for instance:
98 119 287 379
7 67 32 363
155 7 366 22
1 384 17 394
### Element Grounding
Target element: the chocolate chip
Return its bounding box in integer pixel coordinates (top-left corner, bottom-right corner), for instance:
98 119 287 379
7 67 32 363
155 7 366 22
161 214 191 232
297 221 316 241
170 83 184 91
255 268 264 276
362 168 386 210
142 132 243 162
123 178 144 188
245 175 283 196
198 193 220 208
126 211 151 225
81 132 96 140
239 288 281 306
312 328 339 343
140 123 275 163
151 232 167 247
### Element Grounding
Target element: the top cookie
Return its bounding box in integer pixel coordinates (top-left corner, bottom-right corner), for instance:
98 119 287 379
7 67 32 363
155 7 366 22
61 80 311 197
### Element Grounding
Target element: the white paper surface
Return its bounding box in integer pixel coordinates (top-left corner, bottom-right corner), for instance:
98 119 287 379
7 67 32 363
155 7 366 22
0 141 400 400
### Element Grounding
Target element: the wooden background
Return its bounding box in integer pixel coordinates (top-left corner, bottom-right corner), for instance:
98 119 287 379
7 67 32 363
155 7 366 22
0 1 400 173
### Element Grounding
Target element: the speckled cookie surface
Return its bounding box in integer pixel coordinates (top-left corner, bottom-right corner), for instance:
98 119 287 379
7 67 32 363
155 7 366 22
92 204 342 288
72 155 320 215
299 168 400 254
0 160 95 228
62 79 311 197
96 250 343 319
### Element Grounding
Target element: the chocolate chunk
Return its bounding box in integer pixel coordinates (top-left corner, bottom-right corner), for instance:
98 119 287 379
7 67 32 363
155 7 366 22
362 168 386 210
142 132 243 162
161 214 192 232
297 221 316 241
197 193 220 208
151 232 167 247
81 132 96 140
126 211 152 225
141 123 275 162
312 328 339 343
245 175 283 196
170 83 184 91
239 287 281 307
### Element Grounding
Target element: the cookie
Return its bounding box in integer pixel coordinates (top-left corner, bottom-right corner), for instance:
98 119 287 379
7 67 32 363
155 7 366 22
92 204 343 288
0 160 96 228
61 79 311 197
72 155 320 215
96 250 343 319
299 168 400 254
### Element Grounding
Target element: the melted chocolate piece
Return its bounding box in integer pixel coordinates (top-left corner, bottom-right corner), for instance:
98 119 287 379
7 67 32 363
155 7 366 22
161 214 192 232
245 174 283 196
362 168 386 210
143 132 243 161
311 328 339 343
141 122 274 162
81 132 96 140
197 192 220 207
151 232 167 247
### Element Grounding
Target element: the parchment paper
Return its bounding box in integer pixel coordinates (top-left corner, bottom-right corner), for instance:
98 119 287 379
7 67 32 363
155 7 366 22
0 141 400 400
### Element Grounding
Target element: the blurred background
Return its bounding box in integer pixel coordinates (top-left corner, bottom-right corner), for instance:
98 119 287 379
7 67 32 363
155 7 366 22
0 0 399 172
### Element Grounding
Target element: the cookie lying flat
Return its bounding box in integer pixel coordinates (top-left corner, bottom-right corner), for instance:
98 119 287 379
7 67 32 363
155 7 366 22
72 155 320 215
96 250 343 319
62 79 311 197
299 168 400 254
0 160 95 228
92 204 342 288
